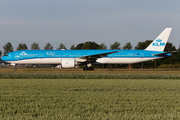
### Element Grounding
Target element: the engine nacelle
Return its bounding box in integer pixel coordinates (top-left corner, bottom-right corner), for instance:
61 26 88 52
61 59 76 68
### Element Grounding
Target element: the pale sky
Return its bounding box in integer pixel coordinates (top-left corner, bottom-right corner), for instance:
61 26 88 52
0 0 180 51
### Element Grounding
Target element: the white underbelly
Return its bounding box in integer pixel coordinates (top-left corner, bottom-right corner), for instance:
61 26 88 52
7 57 162 65
96 57 162 64
9 58 63 64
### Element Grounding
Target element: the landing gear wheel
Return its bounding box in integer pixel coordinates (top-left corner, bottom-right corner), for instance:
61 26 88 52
83 67 95 71
83 67 88 71
89 67 95 70
13 67 17 71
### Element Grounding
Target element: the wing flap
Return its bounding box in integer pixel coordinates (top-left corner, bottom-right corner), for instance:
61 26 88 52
79 51 119 60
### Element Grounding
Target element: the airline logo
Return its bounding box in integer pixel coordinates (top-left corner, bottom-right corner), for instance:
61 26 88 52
152 39 165 46
20 52 27 55
47 52 55 55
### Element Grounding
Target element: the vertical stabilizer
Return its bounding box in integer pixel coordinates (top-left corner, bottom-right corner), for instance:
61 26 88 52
145 28 172 52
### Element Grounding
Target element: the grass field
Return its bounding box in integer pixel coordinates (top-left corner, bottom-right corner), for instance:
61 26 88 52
1 68 180 74
1 79 180 119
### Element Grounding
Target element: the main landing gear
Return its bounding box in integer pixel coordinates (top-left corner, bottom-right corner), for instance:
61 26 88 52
83 67 95 71
83 63 95 71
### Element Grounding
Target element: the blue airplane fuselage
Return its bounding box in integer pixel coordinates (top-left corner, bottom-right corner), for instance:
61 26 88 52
1 49 170 64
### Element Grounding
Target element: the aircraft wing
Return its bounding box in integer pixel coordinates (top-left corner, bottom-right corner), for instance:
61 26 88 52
78 51 119 61
154 51 177 56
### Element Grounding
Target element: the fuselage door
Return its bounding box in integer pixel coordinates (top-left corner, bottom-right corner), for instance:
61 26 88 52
109 54 113 59
128 53 131 58
39 53 43 59
15 53 19 60
77 53 81 57
140 53 144 58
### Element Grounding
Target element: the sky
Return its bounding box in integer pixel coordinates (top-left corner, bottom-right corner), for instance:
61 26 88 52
0 0 180 51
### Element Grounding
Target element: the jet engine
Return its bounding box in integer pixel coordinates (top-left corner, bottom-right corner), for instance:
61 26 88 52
61 59 77 68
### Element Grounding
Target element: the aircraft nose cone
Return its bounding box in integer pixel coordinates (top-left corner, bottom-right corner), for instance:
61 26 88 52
1 56 5 61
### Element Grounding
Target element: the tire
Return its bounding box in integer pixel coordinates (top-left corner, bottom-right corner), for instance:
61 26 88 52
83 67 86 71
13 67 17 71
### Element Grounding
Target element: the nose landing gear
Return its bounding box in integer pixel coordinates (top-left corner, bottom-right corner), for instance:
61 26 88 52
13 67 17 71
11 63 17 70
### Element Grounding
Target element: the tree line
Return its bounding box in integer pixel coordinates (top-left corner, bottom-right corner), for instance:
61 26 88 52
0 40 179 68
1 41 132 56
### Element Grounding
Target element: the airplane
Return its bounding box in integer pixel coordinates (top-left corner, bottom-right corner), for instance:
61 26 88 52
1 28 174 70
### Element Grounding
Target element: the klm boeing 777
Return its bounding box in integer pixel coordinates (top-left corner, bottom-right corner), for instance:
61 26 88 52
1 28 174 70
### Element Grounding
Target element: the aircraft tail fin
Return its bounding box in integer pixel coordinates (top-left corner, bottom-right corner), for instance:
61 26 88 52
145 28 172 52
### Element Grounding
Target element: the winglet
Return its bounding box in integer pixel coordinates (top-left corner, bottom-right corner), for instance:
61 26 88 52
145 28 172 52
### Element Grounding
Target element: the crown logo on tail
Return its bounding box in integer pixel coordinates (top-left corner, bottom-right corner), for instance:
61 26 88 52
156 39 162 42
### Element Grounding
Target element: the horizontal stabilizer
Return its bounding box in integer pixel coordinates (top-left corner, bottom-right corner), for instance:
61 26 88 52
154 51 177 56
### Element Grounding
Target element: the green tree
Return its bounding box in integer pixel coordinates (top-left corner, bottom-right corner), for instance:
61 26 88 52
176 45 180 62
123 42 132 50
44 42 53 50
135 40 152 49
0 50 2 57
70 44 75 50
98 43 107 49
75 43 85 49
57 43 67 50
83 41 99 49
164 42 176 52
3 42 13 55
17 43 28 50
110 42 121 49
160 42 177 65
31 42 40 50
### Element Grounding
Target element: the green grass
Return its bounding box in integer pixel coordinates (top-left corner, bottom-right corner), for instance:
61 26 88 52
2 68 180 74
1 73 180 79
1 79 180 119
158 63 180 68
